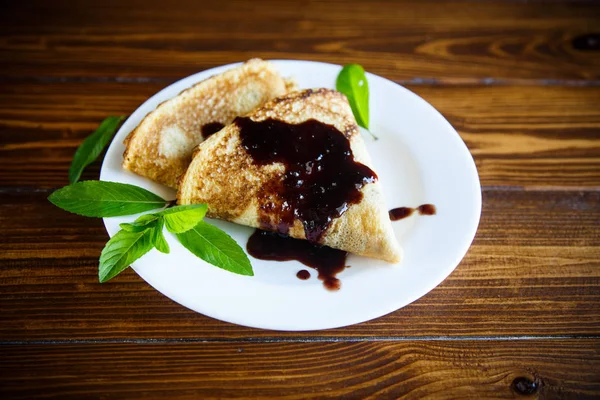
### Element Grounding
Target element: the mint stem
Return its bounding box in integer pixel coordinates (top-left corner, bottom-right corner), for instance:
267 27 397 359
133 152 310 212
366 129 379 141
165 199 177 208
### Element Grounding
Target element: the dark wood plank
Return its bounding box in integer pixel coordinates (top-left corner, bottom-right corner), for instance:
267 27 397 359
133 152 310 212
0 340 599 399
1 1 599 81
1 189 598 340
1 82 598 188
419 85 600 187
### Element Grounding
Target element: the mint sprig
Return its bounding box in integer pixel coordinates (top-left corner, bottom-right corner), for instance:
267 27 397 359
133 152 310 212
336 64 377 140
52 115 254 282
69 116 125 184
49 180 253 282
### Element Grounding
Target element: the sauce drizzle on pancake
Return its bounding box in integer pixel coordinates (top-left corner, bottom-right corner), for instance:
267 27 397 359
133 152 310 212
201 122 225 139
237 117 377 243
247 229 347 291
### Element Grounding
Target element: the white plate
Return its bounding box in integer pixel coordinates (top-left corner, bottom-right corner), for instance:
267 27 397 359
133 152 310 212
101 60 481 331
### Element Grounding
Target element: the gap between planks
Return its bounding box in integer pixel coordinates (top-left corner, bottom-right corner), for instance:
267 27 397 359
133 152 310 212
1 335 599 345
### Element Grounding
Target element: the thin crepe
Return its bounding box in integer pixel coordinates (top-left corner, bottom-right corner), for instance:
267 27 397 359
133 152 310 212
178 89 402 263
123 59 294 188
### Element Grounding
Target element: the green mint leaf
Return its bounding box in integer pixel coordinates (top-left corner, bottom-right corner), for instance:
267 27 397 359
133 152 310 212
150 217 170 254
157 204 208 234
69 116 125 184
48 181 168 217
120 214 159 232
336 64 377 139
176 221 253 276
99 228 154 282
336 64 369 128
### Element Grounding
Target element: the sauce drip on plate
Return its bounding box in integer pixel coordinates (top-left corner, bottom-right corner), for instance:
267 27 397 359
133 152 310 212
247 229 347 291
389 204 436 221
296 270 311 280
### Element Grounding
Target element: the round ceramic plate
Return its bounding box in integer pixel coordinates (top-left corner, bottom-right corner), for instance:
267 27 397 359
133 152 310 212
100 60 481 331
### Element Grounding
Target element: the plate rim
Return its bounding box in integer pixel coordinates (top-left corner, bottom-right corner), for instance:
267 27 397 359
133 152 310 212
100 59 482 331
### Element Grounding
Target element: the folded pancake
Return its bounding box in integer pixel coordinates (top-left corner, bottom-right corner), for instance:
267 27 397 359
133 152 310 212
122 58 294 188
178 89 402 263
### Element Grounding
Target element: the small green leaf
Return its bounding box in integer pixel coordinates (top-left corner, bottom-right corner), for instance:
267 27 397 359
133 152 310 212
69 116 125 184
48 181 168 217
151 217 170 254
176 221 253 276
336 64 369 129
336 64 377 139
158 204 208 234
120 214 159 232
99 228 154 282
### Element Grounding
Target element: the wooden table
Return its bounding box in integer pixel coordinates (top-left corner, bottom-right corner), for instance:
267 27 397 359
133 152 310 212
1 1 599 398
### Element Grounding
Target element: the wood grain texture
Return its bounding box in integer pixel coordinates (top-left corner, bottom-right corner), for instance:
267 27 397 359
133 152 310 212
417 86 600 187
1 340 599 399
1 0 600 397
1 0 599 82
1 189 598 340
1 82 598 188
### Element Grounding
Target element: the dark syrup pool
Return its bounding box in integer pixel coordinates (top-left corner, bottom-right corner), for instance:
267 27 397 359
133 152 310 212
247 229 347 291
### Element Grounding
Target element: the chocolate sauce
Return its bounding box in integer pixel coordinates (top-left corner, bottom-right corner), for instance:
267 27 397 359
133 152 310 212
296 270 311 280
201 122 225 139
236 117 377 243
417 204 436 215
389 207 414 221
389 204 436 221
247 229 347 291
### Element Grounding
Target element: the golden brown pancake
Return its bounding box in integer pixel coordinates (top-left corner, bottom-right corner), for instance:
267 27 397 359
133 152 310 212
178 89 402 263
122 59 294 188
